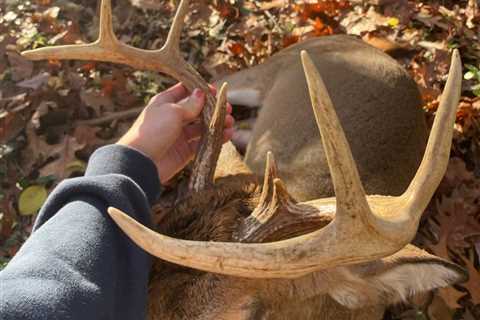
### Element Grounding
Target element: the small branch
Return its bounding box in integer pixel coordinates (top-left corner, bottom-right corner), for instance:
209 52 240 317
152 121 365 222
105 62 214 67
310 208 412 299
76 106 143 126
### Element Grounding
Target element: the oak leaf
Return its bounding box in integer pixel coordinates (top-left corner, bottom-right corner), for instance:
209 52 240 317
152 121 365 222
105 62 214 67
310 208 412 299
437 288 464 310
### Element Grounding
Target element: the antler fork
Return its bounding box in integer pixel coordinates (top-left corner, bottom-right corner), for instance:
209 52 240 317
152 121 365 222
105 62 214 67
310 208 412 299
22 0 225 192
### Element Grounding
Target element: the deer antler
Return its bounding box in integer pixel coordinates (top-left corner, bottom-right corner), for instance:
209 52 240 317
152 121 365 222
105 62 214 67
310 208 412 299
107 50 462 278
21 0 225 192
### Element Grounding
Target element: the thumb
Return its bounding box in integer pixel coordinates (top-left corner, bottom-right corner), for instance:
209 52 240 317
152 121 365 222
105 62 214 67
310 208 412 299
177 88 205 121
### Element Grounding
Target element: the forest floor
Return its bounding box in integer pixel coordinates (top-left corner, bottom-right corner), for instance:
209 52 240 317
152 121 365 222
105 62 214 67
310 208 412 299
0 1 479 319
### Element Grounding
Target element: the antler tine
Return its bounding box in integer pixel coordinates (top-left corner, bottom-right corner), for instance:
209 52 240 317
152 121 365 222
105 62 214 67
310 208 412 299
249 151 278 221
162 0 189 55
22 0 119 61
98 0 117 45
399 49 462 218
300 51 370 223
260 152 278 203
189 82 228 191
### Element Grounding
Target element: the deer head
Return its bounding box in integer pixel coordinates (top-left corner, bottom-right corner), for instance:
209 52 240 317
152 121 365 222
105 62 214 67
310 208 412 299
22 0 467 318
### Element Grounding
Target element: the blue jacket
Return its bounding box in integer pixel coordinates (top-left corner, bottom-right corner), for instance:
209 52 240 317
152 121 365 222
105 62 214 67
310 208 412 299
0 144 161 319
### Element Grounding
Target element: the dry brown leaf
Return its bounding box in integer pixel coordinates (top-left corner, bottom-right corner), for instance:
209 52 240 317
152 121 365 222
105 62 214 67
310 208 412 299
428 195 463 260
463 257 480 305
361 34 403 53
66 71 87 91
259 0 288 11
442 157 476 189
39 134 84 180
465 0 479 29
228 42 246 56
435 288 464 313
73 125 103 149
340 6 391 36
0 93 30 143
215 2 238 20
382 0 414 25
295 1 350 20
312 17 333 36
17 72 51 90
6 51 34 81
80 88 115 115
282 35 299 48
129 0 168 10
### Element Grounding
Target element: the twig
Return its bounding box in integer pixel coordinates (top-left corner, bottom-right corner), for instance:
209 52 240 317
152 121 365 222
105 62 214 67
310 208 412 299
75 106 144 126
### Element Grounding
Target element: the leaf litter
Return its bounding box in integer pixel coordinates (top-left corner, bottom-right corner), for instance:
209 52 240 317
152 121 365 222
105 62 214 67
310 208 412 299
0 0 479 318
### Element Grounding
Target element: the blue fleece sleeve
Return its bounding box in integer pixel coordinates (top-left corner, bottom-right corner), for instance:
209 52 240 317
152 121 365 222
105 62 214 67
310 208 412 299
0 144 161 320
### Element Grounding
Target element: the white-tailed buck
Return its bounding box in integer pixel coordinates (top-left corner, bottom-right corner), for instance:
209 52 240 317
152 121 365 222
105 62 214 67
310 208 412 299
22 1 467 319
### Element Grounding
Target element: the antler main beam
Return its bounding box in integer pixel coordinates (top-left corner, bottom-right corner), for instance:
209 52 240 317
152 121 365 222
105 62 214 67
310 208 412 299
22 0 225 192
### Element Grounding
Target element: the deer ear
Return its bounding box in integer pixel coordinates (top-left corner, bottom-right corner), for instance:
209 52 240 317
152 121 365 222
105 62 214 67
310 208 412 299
329 244 468 308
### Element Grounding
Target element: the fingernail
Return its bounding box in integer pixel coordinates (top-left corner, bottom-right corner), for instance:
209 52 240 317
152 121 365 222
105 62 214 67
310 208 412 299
193 88 203 99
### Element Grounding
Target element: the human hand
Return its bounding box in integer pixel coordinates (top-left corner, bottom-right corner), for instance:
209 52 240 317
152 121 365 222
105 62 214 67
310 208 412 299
117 83 234 184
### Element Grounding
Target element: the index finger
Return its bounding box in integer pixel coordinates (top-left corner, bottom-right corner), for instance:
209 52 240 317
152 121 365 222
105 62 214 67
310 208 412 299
150 83 189 105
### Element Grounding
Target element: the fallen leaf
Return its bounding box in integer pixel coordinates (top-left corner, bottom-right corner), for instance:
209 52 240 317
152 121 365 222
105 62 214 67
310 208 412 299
65 160 86 176
462 257 480 305
465 0 479 29
66 71 87 90
340 7 389 35
313 17 333 36
39 135 84 180
129 0 170 10
17 72 50 90
73 125 103 150
34 0 52 7
7 51 34 81
0 93 30 143
361 34 403 52
429 292 460 319
281 35 298 48
295 1 350 20
259 0 288 11
18 185 48 216
80 88 115 115
216 2 238 20
228 42 246 56
387 17 399 27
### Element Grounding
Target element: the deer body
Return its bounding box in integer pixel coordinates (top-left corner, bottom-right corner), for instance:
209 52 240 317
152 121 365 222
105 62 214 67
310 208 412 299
144 38 463 319
223 36 428 201
22 2 466 319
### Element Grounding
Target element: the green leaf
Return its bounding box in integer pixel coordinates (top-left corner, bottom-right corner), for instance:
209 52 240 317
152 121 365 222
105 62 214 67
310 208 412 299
473 87 480 97
447 41 459 49
472 83 480 96
36 175 56 185
18 185 48 216
465 71 475 80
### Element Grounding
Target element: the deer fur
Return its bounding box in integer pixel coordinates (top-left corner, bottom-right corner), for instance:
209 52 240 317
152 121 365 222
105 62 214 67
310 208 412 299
222 36 428 201
146 36 466 320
